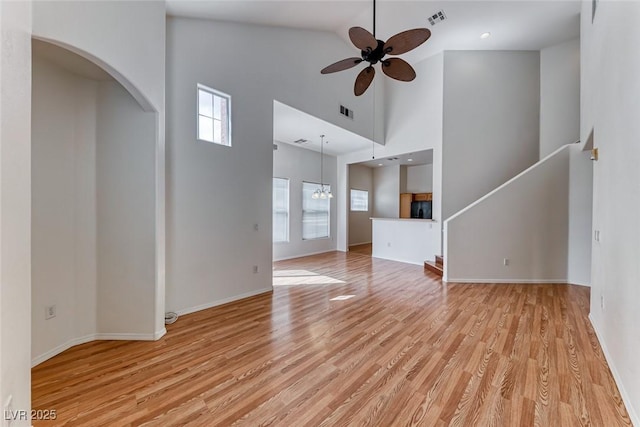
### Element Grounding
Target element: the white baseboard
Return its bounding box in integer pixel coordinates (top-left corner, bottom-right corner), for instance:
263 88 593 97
349 241 371 247
443 278 569 284
173 287 273 317
32 330 167 368
31 334 96 367
273 249 336 262
589 314 640 427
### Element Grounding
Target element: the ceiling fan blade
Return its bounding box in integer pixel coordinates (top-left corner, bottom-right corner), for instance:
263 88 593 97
381 58 416 82
383 28 431 56
320 57 363 74
354 66 375 96
349 26 377 52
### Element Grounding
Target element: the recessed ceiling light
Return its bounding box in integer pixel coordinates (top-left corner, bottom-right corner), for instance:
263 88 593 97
480 32 491 39
407 158 413 162
378 163 383 166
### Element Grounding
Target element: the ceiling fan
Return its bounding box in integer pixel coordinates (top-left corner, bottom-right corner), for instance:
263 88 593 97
320 0 432 96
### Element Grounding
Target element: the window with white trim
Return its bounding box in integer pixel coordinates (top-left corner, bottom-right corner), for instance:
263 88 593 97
302 182 330 240
197 84 231 146
350 189 369 211
273 178 289 243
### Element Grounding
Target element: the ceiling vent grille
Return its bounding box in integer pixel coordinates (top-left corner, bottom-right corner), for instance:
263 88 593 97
293 138 308 144
340 105 354 120
428 10 447 26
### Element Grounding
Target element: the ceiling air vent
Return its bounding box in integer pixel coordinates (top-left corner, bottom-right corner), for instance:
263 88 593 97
293 138 308 144
340 105 354 120
428 10 446 26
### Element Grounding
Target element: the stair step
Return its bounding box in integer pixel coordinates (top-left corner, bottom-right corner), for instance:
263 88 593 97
435 255 444 267
424 261 443 277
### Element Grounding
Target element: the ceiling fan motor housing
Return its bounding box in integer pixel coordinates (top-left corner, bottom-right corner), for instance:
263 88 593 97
361 40 387 64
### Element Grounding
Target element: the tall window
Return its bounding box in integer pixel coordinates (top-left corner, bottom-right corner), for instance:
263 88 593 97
197 84 231 146
350 189 369 211
302 182 330 239
273 178 289 243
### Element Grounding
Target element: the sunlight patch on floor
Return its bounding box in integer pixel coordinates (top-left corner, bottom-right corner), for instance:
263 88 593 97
273 269 345 286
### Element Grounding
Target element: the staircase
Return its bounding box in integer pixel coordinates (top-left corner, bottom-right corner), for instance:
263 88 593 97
424 255 443 277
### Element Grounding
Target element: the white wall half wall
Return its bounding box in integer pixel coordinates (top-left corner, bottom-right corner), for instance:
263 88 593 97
581 1 640 423
348 164 373 246
273 142 337 261
444 145 573 283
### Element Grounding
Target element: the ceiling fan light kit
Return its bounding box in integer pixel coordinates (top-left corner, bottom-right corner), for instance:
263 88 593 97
321 0 432 96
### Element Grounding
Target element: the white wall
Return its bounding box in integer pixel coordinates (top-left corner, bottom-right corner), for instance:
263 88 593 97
373 165 400 218
372 219 439 266
442 51 540 220
273 142 337 260
445 145 571 283
0 0 32 423
406 164 433 193
337 53 444 251
96 81 157 336
540 38 581 158
31 56 98 363
581 1 640 423
348 164 373 246
32 0 165 113
568 148 592 286
167 18 378 314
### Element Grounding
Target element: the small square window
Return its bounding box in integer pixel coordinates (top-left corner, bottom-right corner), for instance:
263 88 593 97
350 189 369 212
197 84 231 146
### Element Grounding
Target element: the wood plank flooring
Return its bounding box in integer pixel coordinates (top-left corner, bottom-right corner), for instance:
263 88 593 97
32 251 631 426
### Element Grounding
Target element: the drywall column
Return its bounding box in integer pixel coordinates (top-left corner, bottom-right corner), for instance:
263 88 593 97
540 38 591 286
581 1 640 423
348 164 373 246
373 165 400 218
0 0 33 422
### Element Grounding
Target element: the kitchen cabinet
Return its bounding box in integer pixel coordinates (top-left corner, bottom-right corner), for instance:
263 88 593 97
414 193 432 201
400 193 433 218
400 193 413 218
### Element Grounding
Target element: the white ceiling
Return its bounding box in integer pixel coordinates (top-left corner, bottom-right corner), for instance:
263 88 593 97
357 148 433 168
273 101 374 156
167 1 581 65
169 0 581 156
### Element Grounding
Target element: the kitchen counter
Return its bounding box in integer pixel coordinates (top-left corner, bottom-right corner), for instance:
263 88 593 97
370 217 440 266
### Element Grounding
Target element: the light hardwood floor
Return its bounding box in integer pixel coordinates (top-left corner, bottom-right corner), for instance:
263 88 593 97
32 251 631 426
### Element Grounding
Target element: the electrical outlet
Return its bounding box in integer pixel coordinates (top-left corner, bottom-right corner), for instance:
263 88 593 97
253 223 259 231
503 258 509 266
45 305 56 320
601 295 605 310
594 230 600 242
387 242 391 247
253 265 258 274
